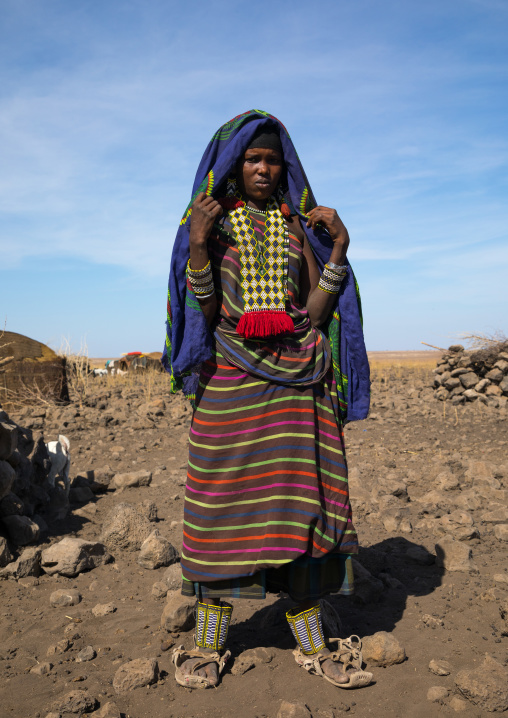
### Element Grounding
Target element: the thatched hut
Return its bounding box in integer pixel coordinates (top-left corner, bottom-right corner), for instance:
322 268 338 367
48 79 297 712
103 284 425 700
0 331 69 407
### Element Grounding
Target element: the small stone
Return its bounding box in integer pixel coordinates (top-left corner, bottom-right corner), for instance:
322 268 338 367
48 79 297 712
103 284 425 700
51 689 98 715
113 658 158 693
2 514 40 546
0 459 16 501
76 646 96 662
162 562 182 590
90 701 121 718
493 573 508 584
91 602 116 617
0 422 17 461
481 507 508 524
463 389 480 401
435 537 477 572
137 530 179 570
47 638 71 656
139 500 158 522
160 639 174 652
30 661 53 676
276 701 312 718
486 368 503 383
231 646 275 675
0 546 42 579
459 372 479 389
455 654 508 712
87 465 115 491
100 502 153 552
111 470 152 490
151 581 168 599
0 536 13 568
427 686 449 702
475 378 491 393
64 625 81 639
160 591 195 632
361 631 406 666
449 696 468 712
443 377 461 390
50 588 82 607
429 658 451 676
494 525 508 541
41 538 112 577
0 491 24 517
421 614 444 629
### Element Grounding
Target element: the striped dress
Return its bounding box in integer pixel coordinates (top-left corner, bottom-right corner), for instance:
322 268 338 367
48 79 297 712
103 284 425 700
181 209 357 602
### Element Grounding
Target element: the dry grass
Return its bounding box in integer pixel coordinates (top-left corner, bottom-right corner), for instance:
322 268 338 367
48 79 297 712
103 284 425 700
367 352 439 390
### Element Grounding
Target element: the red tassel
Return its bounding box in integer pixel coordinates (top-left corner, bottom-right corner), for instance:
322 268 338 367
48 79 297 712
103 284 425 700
217 197 245 211
237 311 294 339
280 202 291 218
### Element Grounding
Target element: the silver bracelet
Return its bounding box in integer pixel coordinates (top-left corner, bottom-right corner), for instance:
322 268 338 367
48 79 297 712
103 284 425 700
327 262 347 273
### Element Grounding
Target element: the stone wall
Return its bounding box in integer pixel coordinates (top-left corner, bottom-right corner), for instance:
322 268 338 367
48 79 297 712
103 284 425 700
432 343 508 407
0 406 70 569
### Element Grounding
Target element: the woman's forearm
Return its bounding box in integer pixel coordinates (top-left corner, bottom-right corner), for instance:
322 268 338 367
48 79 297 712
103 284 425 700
306 288 339 327
306 244 347 327
189 240 217 326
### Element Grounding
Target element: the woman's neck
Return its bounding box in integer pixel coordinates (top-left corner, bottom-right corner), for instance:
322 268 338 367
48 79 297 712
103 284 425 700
245 197 268 212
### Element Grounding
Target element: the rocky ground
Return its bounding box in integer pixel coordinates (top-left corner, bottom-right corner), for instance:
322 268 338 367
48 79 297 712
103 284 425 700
1 362 508 718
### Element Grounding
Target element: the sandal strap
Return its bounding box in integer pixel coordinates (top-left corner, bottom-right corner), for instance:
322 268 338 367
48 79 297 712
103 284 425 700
328 636 363 672
173 644 230 673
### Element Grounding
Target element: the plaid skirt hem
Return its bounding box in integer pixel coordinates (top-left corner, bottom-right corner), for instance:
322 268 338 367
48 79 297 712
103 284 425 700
181 553 354 603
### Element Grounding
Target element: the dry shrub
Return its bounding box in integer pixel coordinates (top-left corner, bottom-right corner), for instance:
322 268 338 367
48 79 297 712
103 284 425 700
57 338 92 407
459 330 507 350
458 331 508 376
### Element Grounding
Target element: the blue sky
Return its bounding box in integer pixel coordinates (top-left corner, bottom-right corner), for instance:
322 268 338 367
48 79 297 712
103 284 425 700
1 0 507 357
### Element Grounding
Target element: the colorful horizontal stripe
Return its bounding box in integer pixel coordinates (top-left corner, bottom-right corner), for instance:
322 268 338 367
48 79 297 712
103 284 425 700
180 217 357 585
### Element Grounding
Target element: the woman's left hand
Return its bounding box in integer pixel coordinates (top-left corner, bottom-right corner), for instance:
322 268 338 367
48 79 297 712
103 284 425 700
306 206 349 256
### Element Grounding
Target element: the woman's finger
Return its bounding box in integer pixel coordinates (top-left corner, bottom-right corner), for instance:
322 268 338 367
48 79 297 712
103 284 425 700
201 195 217 206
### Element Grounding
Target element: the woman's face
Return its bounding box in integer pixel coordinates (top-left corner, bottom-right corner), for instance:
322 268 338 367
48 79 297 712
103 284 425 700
237 147 283 202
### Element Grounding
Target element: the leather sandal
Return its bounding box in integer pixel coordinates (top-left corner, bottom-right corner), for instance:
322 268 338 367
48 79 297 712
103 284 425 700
173 643 231 689
293 635 373 689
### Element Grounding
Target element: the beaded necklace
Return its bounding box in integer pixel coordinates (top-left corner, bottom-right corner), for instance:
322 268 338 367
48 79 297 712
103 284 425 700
224 180 294 339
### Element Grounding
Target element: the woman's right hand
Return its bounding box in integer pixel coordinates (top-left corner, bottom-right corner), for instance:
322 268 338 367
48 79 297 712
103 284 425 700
189 192 223 245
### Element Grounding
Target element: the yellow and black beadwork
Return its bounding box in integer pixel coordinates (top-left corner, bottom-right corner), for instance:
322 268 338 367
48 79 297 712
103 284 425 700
195 601 233 651
187 259 215 298
317 263 347 295
286 604 326 655
229 197 289 315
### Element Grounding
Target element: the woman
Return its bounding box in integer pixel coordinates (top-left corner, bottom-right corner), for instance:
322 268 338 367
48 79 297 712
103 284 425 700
162 111 371 690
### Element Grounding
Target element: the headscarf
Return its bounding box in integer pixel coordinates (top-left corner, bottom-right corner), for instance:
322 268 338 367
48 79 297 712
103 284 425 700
162 110 370 422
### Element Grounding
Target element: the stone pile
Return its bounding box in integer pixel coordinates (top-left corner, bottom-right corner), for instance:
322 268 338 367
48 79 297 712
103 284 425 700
432 343 508 407
0 405 71 569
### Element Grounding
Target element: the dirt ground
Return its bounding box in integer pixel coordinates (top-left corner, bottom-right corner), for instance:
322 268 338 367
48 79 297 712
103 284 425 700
1 354 507 718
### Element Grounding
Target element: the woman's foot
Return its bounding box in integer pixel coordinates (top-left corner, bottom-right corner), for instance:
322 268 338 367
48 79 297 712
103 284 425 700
316 647 350 684
292 636 373 689
179 653 219 686
173 645 230 689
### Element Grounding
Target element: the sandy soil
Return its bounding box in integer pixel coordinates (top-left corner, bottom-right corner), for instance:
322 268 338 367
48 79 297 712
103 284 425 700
1 360 507 718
